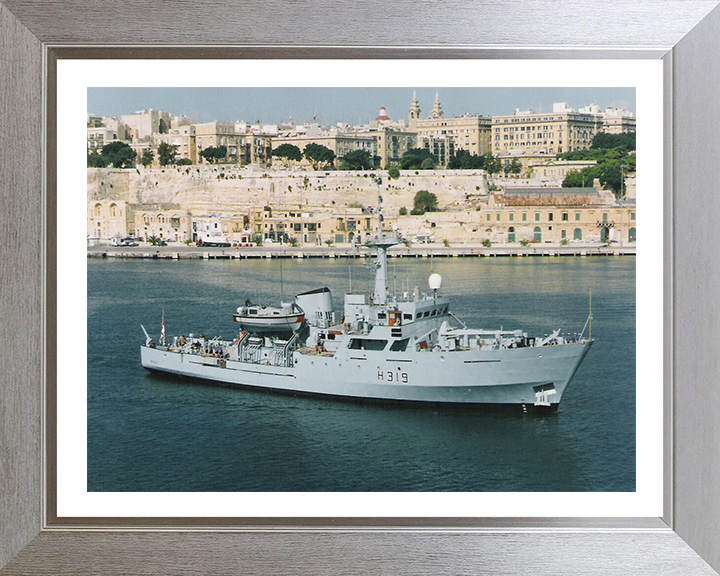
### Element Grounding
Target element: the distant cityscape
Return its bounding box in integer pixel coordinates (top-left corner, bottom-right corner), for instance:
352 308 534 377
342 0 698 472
87 91 637 250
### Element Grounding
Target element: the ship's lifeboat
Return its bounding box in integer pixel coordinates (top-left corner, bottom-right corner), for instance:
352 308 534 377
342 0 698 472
233 302 305 333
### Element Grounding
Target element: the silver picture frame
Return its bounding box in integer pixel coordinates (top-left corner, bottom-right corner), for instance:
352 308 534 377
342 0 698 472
2 1 720 573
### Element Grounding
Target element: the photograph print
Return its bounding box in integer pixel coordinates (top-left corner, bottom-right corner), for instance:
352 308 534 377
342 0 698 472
86 86 637 494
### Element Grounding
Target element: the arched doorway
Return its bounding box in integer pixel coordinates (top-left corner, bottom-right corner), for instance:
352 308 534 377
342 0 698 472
629 227 636 242
600 226 609 243
533 227 542 243
573 228 582 241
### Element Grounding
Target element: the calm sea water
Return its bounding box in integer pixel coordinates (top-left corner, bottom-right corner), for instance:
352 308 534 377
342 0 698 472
87 256 635 492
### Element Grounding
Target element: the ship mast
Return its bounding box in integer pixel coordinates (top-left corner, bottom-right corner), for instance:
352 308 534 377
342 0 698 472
368 176 397 305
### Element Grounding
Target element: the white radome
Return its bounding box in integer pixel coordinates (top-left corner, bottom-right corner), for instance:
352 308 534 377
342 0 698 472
428 273 443 291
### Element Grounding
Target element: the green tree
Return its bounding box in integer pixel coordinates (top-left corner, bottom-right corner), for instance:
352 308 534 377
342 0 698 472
387 166 400 179
175 158 192 165
339 149 373 170
100 141 136 168
485 155 503 175
591 131 636 151
599 164 624 196
87 150 108 168
506 159 522 176
399 206 408 216
272 143 303 167
420 157 436 170
562 170 585 188
303 143 336 170
140 149 154 167
157 142 178 166
400 148 437 170
562 166 601 188
411 190 438 215
200 146 228 164
447 149 486 170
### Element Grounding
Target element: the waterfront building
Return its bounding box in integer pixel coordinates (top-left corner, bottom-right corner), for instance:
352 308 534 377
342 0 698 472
484 187 636 245
133 208 192 242
331 207 373 245
387 186 636 246
491 102 604 156
87 200 129 239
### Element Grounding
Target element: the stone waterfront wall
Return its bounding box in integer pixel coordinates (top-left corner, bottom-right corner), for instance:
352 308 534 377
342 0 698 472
87 166 490 217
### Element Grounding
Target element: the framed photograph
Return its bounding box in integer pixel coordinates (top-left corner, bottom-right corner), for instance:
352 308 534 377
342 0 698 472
2 1 720 574
66 65 660 519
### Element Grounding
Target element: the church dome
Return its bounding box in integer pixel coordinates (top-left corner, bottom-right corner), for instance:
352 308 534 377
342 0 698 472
376 106 391 122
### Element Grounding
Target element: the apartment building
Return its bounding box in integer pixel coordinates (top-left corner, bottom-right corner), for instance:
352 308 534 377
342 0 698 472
410 92 492 165
491 102 604 156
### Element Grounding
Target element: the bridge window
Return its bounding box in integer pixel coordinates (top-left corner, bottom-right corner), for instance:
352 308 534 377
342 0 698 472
348 338 388 351
390 339 410 352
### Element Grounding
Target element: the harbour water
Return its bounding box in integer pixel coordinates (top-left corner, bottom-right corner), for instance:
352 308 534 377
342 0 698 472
87 256 635 492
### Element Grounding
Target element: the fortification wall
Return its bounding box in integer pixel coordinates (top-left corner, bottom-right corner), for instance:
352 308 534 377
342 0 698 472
87 166 489 216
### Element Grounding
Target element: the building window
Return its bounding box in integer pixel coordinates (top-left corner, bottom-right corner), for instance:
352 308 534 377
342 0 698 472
562 212 569 221
522 213 527 222
94 204 102 217
575 212 581 221
508 227 515 243
509 213 514 222
548 213 554 222
486 213 491 222
631 212 636 220
535 213 540 222
496 213 501 222
561 230 567 239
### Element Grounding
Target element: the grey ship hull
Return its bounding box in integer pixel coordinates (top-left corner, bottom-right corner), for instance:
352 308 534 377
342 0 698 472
141 340 592 409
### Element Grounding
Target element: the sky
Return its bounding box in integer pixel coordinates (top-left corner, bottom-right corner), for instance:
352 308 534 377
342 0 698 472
88 87 635 126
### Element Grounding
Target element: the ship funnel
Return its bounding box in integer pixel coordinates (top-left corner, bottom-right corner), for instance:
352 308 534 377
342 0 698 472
296 287 333 328
428 273 443 292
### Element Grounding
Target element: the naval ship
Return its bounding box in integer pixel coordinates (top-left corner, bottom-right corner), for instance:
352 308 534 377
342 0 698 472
141 188 593 412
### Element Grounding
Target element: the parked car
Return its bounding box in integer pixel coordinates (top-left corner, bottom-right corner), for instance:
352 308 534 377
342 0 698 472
112 237 138 247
